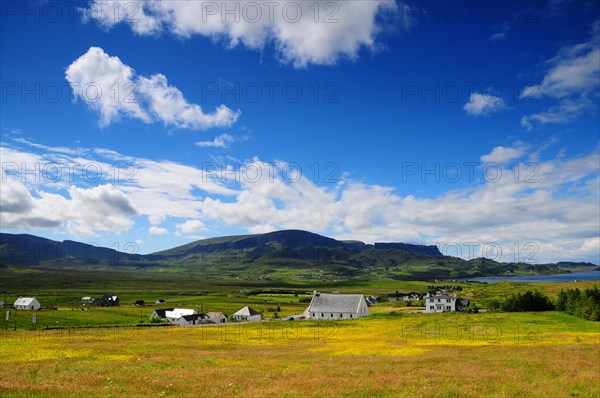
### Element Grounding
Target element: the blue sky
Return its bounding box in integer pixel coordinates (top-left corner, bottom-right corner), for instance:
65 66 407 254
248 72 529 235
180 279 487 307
1 0 599 263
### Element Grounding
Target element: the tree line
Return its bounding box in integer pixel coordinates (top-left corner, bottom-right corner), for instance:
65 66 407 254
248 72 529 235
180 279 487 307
555 287 600 321
497 287 600 321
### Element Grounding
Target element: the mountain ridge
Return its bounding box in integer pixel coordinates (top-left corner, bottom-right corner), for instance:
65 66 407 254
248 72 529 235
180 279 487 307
1 231 597 280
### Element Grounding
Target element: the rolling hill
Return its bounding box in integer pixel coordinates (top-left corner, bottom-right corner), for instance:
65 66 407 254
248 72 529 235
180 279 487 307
0 230 596 281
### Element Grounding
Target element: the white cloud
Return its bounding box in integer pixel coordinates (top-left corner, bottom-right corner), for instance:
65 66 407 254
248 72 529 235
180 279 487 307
66 47 240 129
0 178 136 236
196 133 235 148
149 226 168 235
481 144 527 164
65 47 149 127
520 21 600 130
463 93 506 116
196 133 247 148
65 184 137 235
489 22 511 42
2 138 599 263
175 220 206 235
83 1 400 68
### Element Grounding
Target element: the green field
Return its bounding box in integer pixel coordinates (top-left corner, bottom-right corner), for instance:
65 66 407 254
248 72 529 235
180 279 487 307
1 267 599 397
1 311 598 397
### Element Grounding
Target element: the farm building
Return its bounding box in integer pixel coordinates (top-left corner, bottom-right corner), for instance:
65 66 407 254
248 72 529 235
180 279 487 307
232 306 261 322
149 308 198 323
94 295 119 307
81 297 94 303
305 292 368 320
424 293 469 313
155 299 167 304
365 296 379 306
165 309 197 323
173 313 210 326
13 297 40 311
150 308 174 319
206 312 227 323
402 294 420 301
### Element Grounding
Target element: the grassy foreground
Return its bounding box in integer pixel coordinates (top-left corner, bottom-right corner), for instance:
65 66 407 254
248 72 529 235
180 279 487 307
1 311 599 398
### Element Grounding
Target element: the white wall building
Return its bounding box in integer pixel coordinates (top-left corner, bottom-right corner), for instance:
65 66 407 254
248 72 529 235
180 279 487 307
14 297 41 311
206 312 227 323
173 313 208 326
232 306 261 322
305 292 368 320
424 293 469 313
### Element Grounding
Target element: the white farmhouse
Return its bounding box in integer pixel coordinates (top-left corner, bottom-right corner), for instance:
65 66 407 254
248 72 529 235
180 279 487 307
14 297 41 311
305 292 368 320
232 306 261 322
424 293 469 313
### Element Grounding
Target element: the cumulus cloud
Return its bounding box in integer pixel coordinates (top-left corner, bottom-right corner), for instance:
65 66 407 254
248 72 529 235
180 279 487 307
175 220 206 235
196 133 238 148
83 1 400 67
481 144 527 164
65 184 137 235
66 47 240 129
521 21 600 130
0 178 136 235
149 226 168 235
2 138 599 263
463 93 506 116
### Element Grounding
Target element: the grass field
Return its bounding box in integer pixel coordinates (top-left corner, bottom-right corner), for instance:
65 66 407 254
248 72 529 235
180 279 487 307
1 267 599 397
1 311 598 397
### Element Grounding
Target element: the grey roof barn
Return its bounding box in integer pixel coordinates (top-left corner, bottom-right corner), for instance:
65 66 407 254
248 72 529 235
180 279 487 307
305 292 368 320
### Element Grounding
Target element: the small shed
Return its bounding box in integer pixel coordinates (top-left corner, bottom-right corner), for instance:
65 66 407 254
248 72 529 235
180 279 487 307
13 297 41 311
232 306 261 322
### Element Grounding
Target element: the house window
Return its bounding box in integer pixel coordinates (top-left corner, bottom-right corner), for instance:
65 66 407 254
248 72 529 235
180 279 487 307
340 314 343 318
429 306 434 310
312 313 315 317
331 314 334 318
321 313 324 317
350 314 353 318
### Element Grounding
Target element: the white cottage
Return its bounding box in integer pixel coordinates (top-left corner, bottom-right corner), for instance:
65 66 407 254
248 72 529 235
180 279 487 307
14 297 41 311
232 306 261 322
305 292 368 320
424 293 469 313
